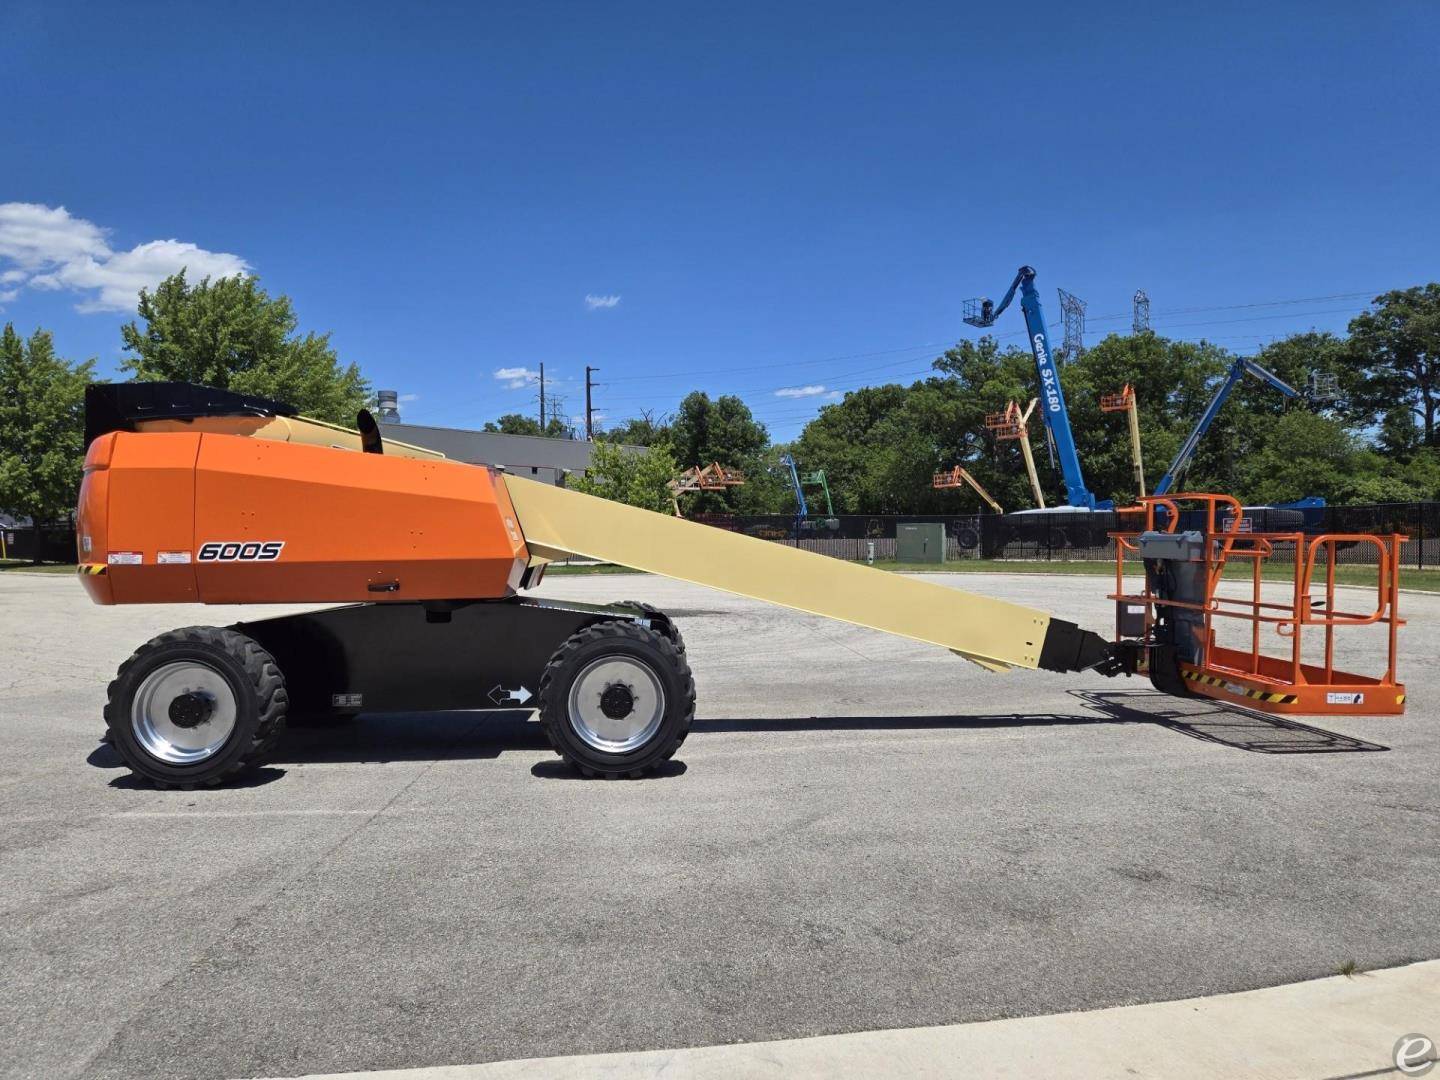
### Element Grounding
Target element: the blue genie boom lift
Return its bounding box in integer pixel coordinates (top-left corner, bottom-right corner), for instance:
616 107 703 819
781 453 810 520
964 266 1112 511
1153 355 1300 495
780 453 839 532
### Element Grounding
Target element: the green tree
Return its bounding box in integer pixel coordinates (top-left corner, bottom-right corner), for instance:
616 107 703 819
1349 284 1440 445
597 411 670 447
570 440 678 513
0 325 94 561
120 271 369 424
670 392 768 465
794 380 976 513
483 412 571 437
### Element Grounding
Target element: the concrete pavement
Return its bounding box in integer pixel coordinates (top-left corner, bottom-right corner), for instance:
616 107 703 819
269 960 1440 1080
1 570 1435 1079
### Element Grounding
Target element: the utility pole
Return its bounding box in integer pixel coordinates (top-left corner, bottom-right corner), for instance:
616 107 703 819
1133 290 1151 334
538 362 546 431
585 366 598 440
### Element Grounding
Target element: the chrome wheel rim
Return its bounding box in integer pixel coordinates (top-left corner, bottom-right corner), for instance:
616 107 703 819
130 660 238 765
567 655 666 754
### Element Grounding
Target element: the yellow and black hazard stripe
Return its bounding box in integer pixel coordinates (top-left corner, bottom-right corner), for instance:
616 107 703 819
1182 669 1298 705
77 563 107 576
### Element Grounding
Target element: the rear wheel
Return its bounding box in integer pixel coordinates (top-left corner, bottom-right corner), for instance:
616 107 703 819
105 627 288 788
538 620 694 778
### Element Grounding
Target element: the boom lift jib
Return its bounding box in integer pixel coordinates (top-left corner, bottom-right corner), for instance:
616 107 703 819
964 265 1111 510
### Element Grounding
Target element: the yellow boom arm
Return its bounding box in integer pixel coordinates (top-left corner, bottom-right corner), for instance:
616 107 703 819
505 476 1106 674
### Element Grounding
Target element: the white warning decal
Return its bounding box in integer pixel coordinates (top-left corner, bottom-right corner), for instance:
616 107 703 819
107 551 142 565
157 550 192 564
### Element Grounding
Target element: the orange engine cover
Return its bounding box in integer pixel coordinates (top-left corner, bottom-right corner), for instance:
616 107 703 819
77 431 528 605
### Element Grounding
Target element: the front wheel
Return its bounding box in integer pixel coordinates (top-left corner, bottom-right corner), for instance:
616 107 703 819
538 620 694 778
104 627 288 788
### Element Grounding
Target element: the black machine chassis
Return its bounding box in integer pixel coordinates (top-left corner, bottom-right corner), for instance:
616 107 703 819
235 597 675 718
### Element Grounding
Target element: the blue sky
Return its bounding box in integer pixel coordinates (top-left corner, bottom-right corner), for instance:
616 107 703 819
2 1 1436 441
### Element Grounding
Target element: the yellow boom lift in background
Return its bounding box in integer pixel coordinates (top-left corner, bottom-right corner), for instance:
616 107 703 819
986 399 1045 509
1100 384 1146 498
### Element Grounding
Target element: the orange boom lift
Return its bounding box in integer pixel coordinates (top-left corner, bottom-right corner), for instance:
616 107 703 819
75 383 1407 788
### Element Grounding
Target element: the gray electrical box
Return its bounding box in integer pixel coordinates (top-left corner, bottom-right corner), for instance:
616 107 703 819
896 523 946 564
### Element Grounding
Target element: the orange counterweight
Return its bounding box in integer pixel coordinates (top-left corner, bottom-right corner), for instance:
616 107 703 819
78 431 528 605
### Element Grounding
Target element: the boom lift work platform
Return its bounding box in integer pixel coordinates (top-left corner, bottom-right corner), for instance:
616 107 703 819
1111 494 1406 715
75 383 1407 786
667 462 744 517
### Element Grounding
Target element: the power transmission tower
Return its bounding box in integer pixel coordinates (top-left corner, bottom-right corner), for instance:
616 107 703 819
538 362 546 430
585 366 598 440
547 393 569 437
1057 288 1086 362
1133 289 1151 334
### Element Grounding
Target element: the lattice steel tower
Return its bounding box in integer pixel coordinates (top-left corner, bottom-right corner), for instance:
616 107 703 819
1133 289 1151 334
1057 288 1086 362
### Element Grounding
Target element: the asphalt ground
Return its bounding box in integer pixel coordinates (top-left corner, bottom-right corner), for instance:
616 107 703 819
1 570 1436 1080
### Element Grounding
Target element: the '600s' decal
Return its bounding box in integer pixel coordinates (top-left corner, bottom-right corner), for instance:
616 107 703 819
198 541 285 562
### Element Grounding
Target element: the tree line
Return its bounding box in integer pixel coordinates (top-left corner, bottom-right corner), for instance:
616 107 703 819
2 274 1438 560
583 284 1440 515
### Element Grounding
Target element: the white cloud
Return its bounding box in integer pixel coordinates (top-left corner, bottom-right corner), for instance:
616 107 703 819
0 202 249 314
398 393 420 403
493 366 541 390
775 384 829 398
0 288 18 305
0 203 108 270
584 293 621 310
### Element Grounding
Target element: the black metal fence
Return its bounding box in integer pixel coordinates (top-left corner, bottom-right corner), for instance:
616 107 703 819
8 504 1439 570
1 521 76 563
691 502 1440 569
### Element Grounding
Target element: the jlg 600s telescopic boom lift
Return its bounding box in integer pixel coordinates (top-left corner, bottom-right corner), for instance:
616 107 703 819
76 383 1405 787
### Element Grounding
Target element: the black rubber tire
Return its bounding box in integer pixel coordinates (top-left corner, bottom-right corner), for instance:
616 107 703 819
621 600 686 653
104 626 288 788
538 620 694 778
